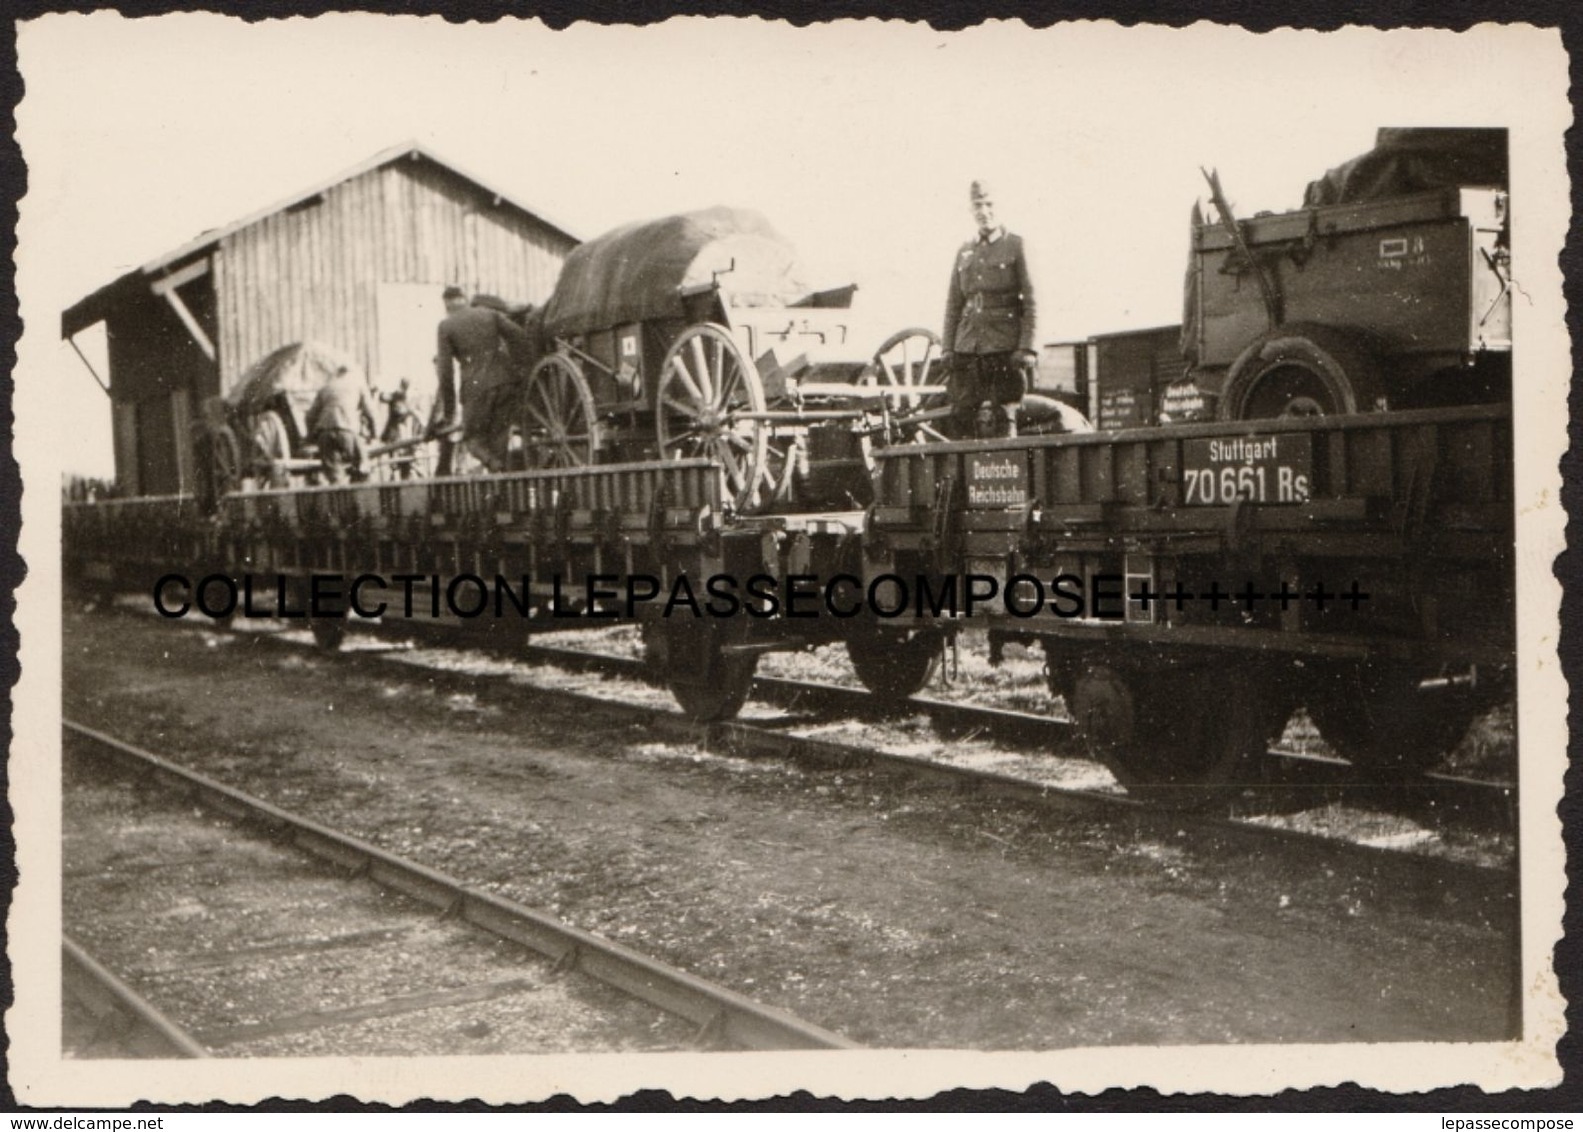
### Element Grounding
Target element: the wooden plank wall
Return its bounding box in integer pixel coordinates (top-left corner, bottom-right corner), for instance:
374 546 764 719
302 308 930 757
213 157 575 393
105 287 216 495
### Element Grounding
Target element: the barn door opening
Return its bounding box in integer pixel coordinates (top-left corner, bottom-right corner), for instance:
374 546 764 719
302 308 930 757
376 282 448 422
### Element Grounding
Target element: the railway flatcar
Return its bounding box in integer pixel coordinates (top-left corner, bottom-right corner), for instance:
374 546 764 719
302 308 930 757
860 402 1514 804
63 139 1519 808
64 390 1515 804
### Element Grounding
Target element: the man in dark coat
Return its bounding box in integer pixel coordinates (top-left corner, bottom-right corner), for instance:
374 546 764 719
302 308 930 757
434 285 533 472
307 365 379 484
942 180 1038 437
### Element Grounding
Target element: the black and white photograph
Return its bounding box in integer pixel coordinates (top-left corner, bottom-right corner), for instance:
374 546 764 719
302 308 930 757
10 14 1572 1105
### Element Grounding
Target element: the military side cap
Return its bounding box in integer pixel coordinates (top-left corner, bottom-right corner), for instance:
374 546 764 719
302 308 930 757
442 285 466 301
969 180 993 202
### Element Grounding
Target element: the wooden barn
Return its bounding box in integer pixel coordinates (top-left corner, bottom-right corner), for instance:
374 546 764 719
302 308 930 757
62 143 579 496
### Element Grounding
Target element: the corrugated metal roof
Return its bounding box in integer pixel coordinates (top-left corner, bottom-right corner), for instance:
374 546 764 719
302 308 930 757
63 142 579 338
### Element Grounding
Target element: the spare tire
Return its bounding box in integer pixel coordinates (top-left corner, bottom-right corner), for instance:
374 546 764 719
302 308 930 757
1219 323 1383 421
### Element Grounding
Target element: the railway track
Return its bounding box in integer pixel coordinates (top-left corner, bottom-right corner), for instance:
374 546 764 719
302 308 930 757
178 613 1515 885
63 935 208 1058
85 600 1517 834
516 639 1517 835
64 720 859 1055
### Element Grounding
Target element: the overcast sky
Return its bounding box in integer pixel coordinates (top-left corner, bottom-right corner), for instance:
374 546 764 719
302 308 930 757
17 15 1565 477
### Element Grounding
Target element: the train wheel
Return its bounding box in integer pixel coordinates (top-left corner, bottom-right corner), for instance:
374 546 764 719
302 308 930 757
655 324 769 513
1072 666 1277 809
521 353 602 469
663 618 758 723
1306 664 1479 778
291 576 346 652
309 616 346 652
862 327 949 443
1220 323 1382 421
846 624 941 705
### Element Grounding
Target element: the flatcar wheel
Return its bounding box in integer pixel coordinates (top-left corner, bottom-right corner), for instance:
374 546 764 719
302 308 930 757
521 353 602 469
1306 664 1478 778
1072 666 1271 810
846 623 941 705
663 618 757 723
655 324 769 513
863 327 949 443
292 576 346 652
309 616 346 652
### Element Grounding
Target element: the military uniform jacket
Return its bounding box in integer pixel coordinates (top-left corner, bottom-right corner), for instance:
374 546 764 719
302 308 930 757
942 228 1037 356
437 306 532 406
307 371 378 437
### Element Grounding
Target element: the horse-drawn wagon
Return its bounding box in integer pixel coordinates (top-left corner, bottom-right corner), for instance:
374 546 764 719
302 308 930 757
200 341 369 494
200 341 431 496
516 206 946 512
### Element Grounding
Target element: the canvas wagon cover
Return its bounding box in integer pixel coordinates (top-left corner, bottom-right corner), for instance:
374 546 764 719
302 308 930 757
226 341 368 433
541 206 809 339
1302 128 1507 207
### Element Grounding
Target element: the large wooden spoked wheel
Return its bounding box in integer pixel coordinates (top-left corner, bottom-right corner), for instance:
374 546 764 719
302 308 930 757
251 409 294 488
1072 665 1286 810
655 324 769 513
521 353 602 469
862 327 949 444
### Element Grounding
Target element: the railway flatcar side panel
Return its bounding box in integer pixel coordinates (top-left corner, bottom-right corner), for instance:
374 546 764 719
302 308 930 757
870 405 1513 657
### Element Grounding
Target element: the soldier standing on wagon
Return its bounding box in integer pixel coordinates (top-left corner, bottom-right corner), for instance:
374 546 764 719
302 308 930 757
941 180 1039 438
433 285 533 473
307 365 379 485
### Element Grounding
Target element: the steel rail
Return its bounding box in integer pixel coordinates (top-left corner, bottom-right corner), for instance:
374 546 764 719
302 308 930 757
198 624 1510 889
482 644 1513 882
62 934 209 1058
516 641 1517 832
64 720 859 1052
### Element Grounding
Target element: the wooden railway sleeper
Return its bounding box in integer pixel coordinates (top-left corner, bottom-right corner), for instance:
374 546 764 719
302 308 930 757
694 1009 730 1051
551 944 582 976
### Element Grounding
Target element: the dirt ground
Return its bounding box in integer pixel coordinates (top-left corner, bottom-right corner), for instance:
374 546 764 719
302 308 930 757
63 757 695 1057
62 605 1519 1049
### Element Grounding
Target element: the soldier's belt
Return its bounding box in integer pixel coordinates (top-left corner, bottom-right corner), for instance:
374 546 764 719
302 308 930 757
964 294 1020 313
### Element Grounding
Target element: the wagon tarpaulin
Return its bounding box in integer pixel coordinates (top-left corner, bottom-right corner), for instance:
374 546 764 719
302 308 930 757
540 206 810 339
226 341 368 435
1301 127 1507 207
